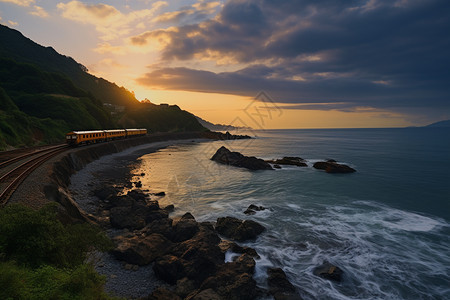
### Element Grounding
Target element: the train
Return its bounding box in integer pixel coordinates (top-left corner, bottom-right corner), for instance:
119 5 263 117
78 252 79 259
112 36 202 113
65 128 147 146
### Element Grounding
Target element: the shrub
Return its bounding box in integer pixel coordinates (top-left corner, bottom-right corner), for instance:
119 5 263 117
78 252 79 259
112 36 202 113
0 203 112 268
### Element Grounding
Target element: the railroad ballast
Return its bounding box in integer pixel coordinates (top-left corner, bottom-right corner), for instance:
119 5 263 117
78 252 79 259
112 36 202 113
65 129 147 146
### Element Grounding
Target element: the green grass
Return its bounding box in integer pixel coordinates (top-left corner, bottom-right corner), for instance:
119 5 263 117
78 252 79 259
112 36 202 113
0 204 117 299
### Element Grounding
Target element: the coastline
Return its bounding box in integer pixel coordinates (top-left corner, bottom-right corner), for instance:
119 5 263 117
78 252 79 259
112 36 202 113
68 138 291 299
69 139 208 298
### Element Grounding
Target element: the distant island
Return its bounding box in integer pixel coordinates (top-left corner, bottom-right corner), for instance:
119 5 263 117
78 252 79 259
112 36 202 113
425 120 450 128
195 116 252 132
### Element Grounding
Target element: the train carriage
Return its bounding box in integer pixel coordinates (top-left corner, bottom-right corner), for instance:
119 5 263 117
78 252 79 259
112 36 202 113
66 128 147 146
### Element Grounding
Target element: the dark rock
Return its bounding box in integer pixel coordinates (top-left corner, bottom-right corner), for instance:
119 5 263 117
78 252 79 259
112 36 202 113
107 194 136 208
313 161 356 173
216 217 266 242
153 255 185 284
266 157 307 167
164 204 175 212
326 159 337 163
148 287 182 300
112 233 173 265
273 164 282 169
244 204 266 215
147 200 160 211
110 206 146 229
127 189 148 202
200 255 260 300
219 241 260 258
154 191 166 196
140 172 146 176
267 268 300 300
172 224 224 284
172 214 200 242
186 289 222 300
313 262 344 282
142 218 174 240
135 181 142 188
211 146 273 171
175 277 197 298
93 186 117 200
144 209 169 223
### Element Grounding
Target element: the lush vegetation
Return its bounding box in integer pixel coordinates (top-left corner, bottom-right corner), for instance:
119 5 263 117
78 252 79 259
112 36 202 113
119 103 206 132
0 24 206 150
0 204 115 299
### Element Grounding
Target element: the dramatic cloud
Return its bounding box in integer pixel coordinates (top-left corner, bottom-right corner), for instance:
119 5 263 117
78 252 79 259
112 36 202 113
0 0 35 6
29 5 48 18
57 0 167 40
135 0 450 116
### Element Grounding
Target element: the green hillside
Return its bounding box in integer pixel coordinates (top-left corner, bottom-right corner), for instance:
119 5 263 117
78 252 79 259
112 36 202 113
0 25 206 150
0 24 138 107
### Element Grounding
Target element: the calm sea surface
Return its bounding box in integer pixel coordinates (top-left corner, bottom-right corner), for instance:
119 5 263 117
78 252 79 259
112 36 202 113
130 128 450 299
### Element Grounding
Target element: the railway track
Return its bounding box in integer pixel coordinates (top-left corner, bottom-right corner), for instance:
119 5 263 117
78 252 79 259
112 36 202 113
0 144 69 206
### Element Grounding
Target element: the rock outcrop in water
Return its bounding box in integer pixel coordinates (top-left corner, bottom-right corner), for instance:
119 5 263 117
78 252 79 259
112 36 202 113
90 188 287 299
211 146 274 170
313 262 344 282
313 160 356 173
266 156 308 167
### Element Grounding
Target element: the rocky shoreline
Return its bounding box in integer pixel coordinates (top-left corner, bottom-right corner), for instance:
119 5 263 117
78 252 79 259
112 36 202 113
68 141 301 299
45 132 347 299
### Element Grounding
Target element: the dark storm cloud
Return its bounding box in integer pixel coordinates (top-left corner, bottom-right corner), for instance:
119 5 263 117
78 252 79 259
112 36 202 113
135 0 450 114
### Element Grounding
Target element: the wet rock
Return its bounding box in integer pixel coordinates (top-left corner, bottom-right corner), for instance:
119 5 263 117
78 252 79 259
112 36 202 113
172 224 224 284
93 186 117 200
313 262 344 282
106 194 136 208
134 181 142 188
211 146 273 170
142 218 174 240
200 254 260 300
172 213 200 242
313 161 356 173
112 233 172 265
274 164 282 169
148 287 182 300
216 217 266 242
267 268 300 300
164 204 175 212
175 277 197 298
244 204 266 215
153 255 186 284
186 288 222 300
147 200 160 211
219 240 259 258
109 206 146 229
127 189 148 202
154 191 166 197
144 209 169 223
266 157 307 167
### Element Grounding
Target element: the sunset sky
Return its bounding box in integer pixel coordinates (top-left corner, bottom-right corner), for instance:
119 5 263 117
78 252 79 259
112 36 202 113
1 0 449 129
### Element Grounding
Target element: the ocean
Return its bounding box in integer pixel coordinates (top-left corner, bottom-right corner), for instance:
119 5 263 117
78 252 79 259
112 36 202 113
124 128 449 299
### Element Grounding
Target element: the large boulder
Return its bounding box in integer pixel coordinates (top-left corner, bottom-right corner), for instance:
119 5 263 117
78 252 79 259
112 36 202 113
171 223 224 284
266 157 307 167
109 206 146 229
199 254 260 300
267 268 301 300
172 213 200 242
211 146 273 170
216 217 266 242
112 233 172 265
244 204 266 215
313 161 356 173
153 255 186 284
148 287 182 300
313 262 344 282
